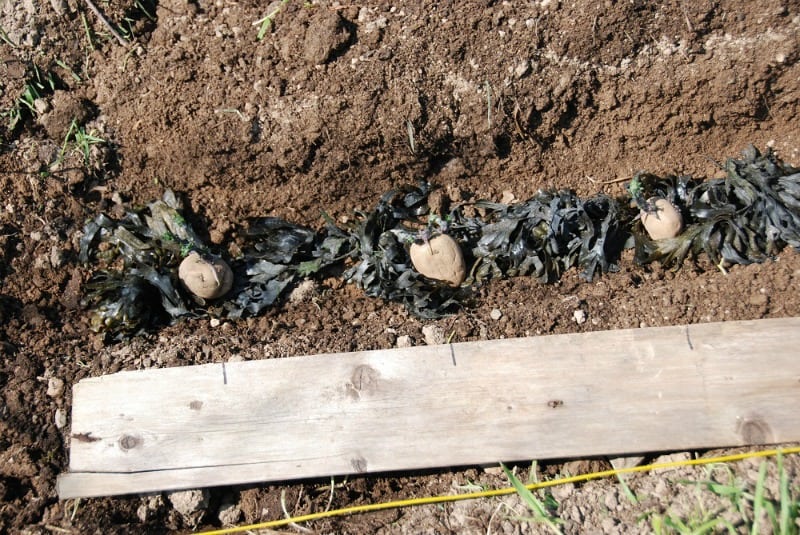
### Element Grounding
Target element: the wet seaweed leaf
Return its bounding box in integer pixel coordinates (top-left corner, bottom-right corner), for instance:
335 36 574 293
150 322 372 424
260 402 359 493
243 217 316 264
79 145 800 338
470 190 624 284
633 145 800 268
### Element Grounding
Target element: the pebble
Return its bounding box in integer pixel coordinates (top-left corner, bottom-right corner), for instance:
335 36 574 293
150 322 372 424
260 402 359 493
54 408 67 429
34 98 51 115
551 481 574 501
513 60 530 79
209 318 221 328
490 308 502 320
167 489 210 516
47 377 65 397
572 309 586 324
137 495 163 523
218 503 242 526
481 465 504 475
608 455 645 470
652 452 692 473
34 254 51 269
501 190 517 204
49 246 64 269
396 335 413 348
421 325 445 345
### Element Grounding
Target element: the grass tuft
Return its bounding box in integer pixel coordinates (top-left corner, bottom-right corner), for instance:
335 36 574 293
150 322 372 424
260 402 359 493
501 463 564 535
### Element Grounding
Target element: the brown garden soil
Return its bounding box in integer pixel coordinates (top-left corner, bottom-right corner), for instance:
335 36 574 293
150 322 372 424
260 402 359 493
2 0 800 533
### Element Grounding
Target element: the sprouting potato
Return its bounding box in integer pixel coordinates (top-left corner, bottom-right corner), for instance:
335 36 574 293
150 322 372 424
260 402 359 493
640 197 683 240
178 251 233 299
409 233 466 287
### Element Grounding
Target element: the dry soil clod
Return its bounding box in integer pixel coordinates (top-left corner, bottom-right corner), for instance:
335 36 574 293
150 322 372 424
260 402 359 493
640 197 683 240
409 234 466 287
178 252 234 299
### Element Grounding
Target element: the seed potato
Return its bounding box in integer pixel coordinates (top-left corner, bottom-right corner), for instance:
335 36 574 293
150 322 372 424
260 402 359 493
178 251 234 299
409 233 466 287
641 197 683 240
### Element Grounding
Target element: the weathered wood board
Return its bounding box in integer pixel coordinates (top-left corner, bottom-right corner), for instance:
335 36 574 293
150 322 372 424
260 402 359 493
58 317 800 499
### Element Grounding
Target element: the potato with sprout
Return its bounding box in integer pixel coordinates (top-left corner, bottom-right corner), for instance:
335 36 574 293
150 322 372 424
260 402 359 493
640 197 683 239
178 251 233 299
628 175 683 240
409 231 466 287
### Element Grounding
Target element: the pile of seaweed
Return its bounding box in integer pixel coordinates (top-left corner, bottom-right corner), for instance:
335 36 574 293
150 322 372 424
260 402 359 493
79 146 800 340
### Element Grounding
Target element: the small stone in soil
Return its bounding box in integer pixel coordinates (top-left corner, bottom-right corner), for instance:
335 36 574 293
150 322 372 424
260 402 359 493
396 335 413 348
573 309 587 324
422 325 445 345
490 308 502 320
652 452 692 472
54 408 67 429
137 495 164 523
167 489 210 516
551 481 574 501
47 377 65 397
218 502 242 526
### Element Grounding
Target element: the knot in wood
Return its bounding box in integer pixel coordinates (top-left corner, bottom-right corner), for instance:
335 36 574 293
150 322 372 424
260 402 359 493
350 365 379 392
737 417 773 444
351 455 368 473
118 434 141 451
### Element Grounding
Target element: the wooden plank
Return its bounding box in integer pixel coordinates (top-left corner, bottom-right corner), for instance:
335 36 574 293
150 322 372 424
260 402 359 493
57 317 800 499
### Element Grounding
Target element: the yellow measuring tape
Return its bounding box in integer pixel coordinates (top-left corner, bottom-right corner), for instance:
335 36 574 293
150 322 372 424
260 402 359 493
201 446 800 534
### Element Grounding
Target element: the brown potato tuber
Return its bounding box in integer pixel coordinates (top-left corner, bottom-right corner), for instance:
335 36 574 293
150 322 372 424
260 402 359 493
178 251 234 299
640 197 683 240
409 233 466 287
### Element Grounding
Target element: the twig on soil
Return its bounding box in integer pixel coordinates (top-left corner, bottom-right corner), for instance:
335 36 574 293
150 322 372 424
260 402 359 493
681 2 694 33
406 119 416 154
82 0 129 46
485 81 493 128
586 176 630 185
486 501 509 535
44 525 73 534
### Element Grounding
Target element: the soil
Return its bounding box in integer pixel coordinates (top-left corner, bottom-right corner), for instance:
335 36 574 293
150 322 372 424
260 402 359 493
1 0 800 533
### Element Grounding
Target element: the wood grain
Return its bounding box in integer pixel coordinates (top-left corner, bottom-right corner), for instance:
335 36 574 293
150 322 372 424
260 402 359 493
58 317 800 499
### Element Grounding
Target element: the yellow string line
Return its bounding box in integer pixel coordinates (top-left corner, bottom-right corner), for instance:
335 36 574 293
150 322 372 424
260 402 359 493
201 446 800 534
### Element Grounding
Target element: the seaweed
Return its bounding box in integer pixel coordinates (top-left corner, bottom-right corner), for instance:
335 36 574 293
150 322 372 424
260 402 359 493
341 181 470 318
469 191 625 284
79 146 800 340
633 145 800 269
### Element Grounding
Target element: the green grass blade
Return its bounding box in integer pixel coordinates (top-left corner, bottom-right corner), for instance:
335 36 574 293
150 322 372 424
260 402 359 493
501 463 563 535
776 452 798 535
751 460 767 535
616 472 639 504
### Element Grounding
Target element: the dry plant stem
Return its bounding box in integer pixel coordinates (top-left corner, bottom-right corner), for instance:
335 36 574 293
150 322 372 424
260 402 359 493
587 176 630 185
83 0 129 46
